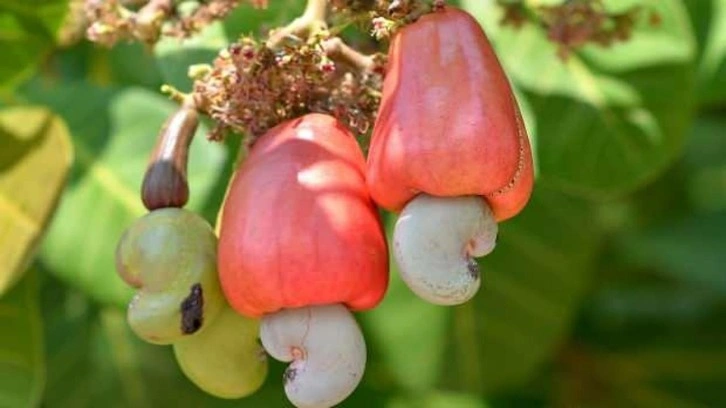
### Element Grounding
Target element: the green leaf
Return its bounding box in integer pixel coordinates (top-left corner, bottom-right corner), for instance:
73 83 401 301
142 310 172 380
0 0 69 90
463 0 696 198
0 269 45 408
571 279 726 407
388 390 489 408
615 116 726 292
154 22 230 91
0 106 72 295
39 274 287 408
222 0 305 39
22 83 227 307
686 0 726 106
442 184 600 392
108 43 165 89
361 250 452 391
683 115 726 212
619 211 726 294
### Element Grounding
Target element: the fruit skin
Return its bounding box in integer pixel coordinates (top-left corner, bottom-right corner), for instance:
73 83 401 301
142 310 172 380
115 208 224 344
366 6 534 221
218 113 389 317
173 305 268 399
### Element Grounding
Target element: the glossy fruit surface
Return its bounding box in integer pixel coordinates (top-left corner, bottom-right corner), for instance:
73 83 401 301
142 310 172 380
115 208 224 344
218 113 389 317
367 6 534 221
174 305 268 399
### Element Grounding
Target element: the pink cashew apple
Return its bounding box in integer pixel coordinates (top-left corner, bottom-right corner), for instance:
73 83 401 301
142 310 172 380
367 7 535 305
218 113 389 407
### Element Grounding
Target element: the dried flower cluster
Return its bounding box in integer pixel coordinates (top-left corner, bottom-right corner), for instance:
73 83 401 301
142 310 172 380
192 34 385 144
84 0 266 46
80 0 648 148
499 0 657 59
329 0 444 40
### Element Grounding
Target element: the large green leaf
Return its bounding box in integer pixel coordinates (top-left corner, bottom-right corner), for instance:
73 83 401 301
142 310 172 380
0 0 69 90
615 114 726 293
0 107 72 295
620 211 726 295
686 0 726 106
568 276 726 407
22 83 227 307
38 273 288 408
0 269 45 408
463 0 696 198
361 254 452 392
441 184 600 392
682 115 726 212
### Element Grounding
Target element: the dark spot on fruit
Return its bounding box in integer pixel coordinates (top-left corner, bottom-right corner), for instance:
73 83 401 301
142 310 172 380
283 367 297 385
466 258 479 279
181 283 203 334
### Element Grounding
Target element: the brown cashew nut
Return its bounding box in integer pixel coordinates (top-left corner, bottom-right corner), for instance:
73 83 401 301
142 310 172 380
141 103 198 211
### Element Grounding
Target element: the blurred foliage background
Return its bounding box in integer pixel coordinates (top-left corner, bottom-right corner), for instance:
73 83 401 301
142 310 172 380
1 0 725 407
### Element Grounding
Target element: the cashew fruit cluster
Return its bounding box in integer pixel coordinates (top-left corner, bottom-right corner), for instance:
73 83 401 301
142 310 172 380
116 5 533 408
115 109 267 399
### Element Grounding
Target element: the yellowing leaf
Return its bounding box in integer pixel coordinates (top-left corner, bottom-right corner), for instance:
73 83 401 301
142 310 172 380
0 269 45 407
0 107 72 296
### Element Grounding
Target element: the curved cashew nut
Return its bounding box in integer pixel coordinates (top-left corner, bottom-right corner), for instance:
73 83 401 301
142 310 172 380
393 194 498 305
260 304 366 408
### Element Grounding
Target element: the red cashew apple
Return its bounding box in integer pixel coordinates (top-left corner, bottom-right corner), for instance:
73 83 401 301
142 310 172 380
218 113 388 407
366 6 534 305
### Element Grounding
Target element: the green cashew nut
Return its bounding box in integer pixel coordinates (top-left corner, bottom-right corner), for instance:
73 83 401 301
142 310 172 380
115 208 224 344
174 306 268 399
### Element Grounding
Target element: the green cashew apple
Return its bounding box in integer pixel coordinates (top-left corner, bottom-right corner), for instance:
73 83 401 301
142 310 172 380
174 306 268 399
115 208 224 344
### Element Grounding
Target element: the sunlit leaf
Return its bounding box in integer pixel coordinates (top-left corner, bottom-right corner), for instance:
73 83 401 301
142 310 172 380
0 106 72 295
463 0 696 197
0 269 45 408
442 184 600 392
0 0 69 90
686 0 726 105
